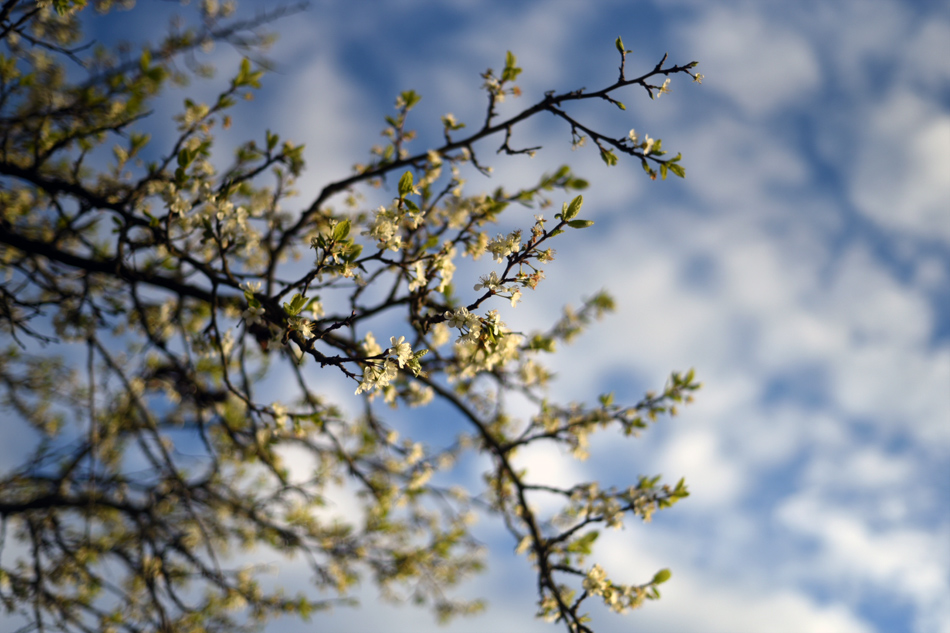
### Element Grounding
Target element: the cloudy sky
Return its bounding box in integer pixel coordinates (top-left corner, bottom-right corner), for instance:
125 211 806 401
249 2 949 632
6 1 947 632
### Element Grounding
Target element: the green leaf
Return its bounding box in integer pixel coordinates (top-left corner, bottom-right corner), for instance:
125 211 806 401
398 171 414 198
52 0 86 16
563 195 583 221
284 293 308 316
652 568 672 585
600 149 618 167
528 335 556 352
566 531 599 555
236 58 252 85
615 36 625 54
502 51 522 82
668 162 686 178
399 90 421 110
567 219 594 229
332 219 350 241
344 243 363 262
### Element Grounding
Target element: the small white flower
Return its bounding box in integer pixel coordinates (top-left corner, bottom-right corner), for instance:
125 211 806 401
270 402 288 425
404 382 434 407
389 336 413 368
430 322 450 348
363 206 403 251
362 332 382 357
642 135 655 156
242 305 265 326
291 317 313 339
408 259 428 292
474 271 502 292
444 307 473 330
487 231 521 263
355 360 398 395
582 564 609 596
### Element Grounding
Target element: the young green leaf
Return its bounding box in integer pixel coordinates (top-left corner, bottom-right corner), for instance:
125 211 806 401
502 51 522 82
652 568 672 585
398 90 421 110
284 293 308 316
600 149 618 167
563 195 583 221
398 171 414 197
566 531 599 555
332 219 350 241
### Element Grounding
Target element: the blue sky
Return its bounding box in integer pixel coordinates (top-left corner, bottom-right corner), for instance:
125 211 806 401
3 1 948 632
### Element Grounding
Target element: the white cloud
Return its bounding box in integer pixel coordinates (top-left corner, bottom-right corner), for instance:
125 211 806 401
904 18 950 92
642 581 874 633
677 8 822 118
811 0 911 93
808 445 913 489
655 429 745 508
267 48 373 204
678 114 812 210
583 528 877 633
849 92 950 243
776 493 950 633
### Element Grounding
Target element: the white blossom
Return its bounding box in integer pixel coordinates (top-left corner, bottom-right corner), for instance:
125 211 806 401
582 564 609 596
242 305 265 326
355 359 398 395
487 231 521 263
642 135 655 155
362 332 382 357
364 206 403 251
270 402 288 425
474 271 503 292
389 336 412 368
